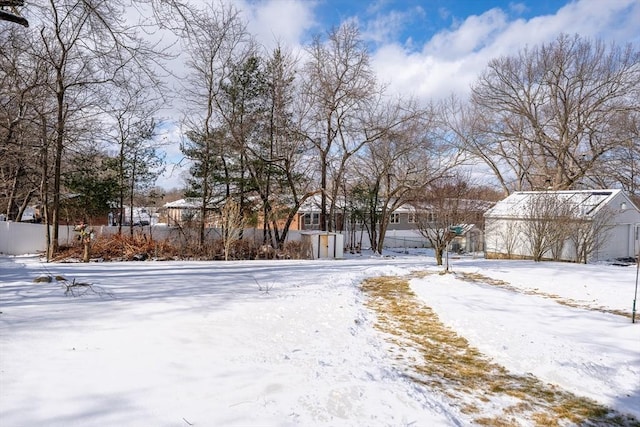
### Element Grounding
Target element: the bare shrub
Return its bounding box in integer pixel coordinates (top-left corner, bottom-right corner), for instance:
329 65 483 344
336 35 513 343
521 193 571 261
53 233 182 261
567 206 615 264
280 240 313 260
52 227 311 262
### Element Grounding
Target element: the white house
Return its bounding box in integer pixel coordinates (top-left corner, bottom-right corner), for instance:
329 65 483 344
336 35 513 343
484 189 640 263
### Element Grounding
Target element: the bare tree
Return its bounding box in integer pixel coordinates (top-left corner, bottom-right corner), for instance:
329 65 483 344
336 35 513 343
485 219 522 260
349 105 455 253
548 202 575 261
591 112 640 201
468 34 640 193
567 206 616 264
179 0 250 247
220 198 243 261
0 26 45 222
216 52 265 239
413 174 482 266
520 192 573 262
104 80 164 235
442 95 535 195
145 0 196 34
26 0 165 259
300 23 383 232
257 46 317 249
0 0 28 26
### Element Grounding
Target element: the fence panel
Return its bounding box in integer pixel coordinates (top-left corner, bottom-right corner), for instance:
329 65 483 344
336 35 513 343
0 222 432 256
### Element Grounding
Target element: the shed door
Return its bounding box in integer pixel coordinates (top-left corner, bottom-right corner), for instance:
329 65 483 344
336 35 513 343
319 234 329 258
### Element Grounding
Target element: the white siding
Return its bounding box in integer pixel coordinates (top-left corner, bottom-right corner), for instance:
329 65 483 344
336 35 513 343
484 190 640 262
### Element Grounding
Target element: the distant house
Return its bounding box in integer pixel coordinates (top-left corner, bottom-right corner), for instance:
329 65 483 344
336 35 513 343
484 189 640 262
295 195 492 251
163 198 218 227
295 195 345 231
117 207 157 226
20 206 39 223
407 198 494 253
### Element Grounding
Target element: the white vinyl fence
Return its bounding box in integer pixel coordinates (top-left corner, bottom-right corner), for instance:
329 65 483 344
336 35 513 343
1 222 89 255
0 223 305 256
0 222 432 256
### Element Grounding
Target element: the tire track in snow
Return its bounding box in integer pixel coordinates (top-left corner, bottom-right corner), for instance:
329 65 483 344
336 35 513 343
457 271 633 319
362 274 640 427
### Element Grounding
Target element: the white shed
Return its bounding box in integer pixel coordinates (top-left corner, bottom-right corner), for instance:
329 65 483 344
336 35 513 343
301 232 344 259
484 189 640 263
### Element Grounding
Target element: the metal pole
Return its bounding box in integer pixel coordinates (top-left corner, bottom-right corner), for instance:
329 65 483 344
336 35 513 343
445 240 449 272
633 251 639 323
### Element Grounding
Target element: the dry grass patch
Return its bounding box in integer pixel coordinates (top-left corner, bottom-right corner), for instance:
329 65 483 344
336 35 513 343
361 274 639 426
458 272 633 319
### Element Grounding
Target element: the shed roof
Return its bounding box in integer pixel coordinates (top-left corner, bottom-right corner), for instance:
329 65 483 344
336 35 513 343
484 189 625 219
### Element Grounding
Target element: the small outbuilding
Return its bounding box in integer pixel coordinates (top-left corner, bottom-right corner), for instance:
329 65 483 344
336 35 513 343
484 189 640 263
300 232 344 259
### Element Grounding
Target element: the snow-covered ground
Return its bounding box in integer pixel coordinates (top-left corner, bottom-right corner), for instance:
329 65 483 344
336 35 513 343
1 251 638 426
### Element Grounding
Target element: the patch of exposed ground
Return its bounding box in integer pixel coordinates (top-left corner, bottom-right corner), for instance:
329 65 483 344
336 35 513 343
361 274 639 427
456 272 632 319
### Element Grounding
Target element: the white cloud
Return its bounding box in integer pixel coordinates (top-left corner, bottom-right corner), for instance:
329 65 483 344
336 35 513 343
149 0 319 190
154 121 189 190
361 7 426 45
508 2 529 16
145 0 639 189
370 0 640 102
365 0 391 15
423 8 509 59
240 0 318 51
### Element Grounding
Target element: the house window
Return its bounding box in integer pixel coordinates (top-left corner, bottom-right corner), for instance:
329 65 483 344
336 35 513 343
408 213 416 224
390 213 400 224
351 215 363 225
304 213 320 226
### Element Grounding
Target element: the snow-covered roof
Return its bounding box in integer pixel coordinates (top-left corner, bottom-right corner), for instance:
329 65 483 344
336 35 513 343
484 189 624 219
407 199 495 212
298 194 346 212
298 197 493 215
164 198 201 209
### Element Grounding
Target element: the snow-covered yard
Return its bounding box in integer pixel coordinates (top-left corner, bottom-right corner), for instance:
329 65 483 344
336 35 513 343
1 251 638 426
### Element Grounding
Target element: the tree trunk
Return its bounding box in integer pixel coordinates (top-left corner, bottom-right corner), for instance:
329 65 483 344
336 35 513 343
83 242 90 263
320 151 328 231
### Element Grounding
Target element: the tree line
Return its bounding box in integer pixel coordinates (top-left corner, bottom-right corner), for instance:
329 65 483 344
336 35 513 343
1 0 638 259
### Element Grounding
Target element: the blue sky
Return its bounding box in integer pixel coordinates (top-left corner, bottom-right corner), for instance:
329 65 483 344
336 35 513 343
237 0 639 98
313 0 569 46
155 0 640 188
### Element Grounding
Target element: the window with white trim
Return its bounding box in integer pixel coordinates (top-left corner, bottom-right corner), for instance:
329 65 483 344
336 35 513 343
304 213 320 226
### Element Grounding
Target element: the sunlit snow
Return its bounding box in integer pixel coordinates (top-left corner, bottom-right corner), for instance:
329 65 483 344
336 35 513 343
1 250 638 426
